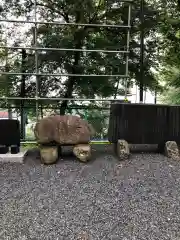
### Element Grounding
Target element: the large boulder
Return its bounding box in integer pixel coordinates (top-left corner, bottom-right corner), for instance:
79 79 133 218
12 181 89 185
34 115 95 145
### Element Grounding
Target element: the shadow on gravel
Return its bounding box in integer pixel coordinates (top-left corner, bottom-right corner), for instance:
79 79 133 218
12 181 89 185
24 144 159 166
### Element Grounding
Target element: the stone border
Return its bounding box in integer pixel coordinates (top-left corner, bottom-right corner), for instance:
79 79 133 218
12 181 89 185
0 151 27 163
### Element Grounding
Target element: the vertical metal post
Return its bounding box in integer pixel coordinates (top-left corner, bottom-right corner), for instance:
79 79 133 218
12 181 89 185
4 38 12 119
135 84 138 103
124 3 131 99
20 49 26 139
34 0 39 121
139 0 144 103
114 79 120 99
144 88 146 103
154 89 157 104
5 46 9 113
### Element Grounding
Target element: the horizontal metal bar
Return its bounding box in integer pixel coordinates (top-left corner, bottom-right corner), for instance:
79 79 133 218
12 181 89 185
90 141 111 145
0 105 111 109
21 141 37 144
21 140 112 144
0 96 132 101
0 46 128 54
0 72 129 77
0 19 131 28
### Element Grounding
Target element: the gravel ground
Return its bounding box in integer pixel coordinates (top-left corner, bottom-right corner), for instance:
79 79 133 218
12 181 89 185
1 145 180 240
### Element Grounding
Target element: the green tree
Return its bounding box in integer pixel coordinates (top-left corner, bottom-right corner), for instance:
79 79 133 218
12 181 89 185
1 0 162 115
156 0 180 104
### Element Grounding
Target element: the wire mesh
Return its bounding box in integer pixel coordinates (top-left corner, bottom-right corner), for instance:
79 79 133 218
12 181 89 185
0 0 132 141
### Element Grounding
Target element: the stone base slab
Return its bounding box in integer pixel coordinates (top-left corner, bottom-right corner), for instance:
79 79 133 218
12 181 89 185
0 151 26 163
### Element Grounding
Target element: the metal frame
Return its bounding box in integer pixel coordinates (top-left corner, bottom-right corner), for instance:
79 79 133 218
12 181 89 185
0 96 133 101
34 0 39 120
0 0 132 140
0 72 129 77
0 46 129 54
124 4 132 99
0 19 131 28
140 0 145 102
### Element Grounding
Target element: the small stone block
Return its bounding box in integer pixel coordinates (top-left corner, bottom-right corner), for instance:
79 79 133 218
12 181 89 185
40 146 58 164
117 139 130 160
0 151 26 163
73 144 91 162
165 141 180 160
76 231 90 240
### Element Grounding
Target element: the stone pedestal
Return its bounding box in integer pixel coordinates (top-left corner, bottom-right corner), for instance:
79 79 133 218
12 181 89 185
165 141 180 160
40 146 58 164
116 139 130 160
73 144 91 162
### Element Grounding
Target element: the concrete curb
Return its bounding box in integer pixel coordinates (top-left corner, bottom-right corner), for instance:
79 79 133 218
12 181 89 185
0 151 27 163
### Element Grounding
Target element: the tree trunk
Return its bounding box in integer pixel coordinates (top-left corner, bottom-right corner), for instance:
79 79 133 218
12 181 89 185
59 10 97 115
60 78 74 115
40 104 43 118
60 46 81 115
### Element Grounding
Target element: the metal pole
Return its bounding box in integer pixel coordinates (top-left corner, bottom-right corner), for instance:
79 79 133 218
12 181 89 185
4 42 10 118
20 49 27 139
139 0 144 103
0 46 129 54
154 89 157 104
124 3 132 99
34 0 39 121
3 34 12 119
0 20 131 28
1 105 110 110
144 88 146 103
135 84 138 103
0 72 129 77
0 96 134 101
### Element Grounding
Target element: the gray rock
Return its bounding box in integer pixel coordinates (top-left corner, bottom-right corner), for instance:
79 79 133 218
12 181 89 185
116 139 130 160
165 141 180 160
73 144 91 162
39 146 58 164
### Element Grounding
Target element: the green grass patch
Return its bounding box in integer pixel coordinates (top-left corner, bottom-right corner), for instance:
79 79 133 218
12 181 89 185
20 140 111 151
21 142 38 150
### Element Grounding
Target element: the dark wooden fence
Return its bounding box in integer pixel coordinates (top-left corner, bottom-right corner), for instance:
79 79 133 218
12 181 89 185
108 103 180 144
0 119 20 153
